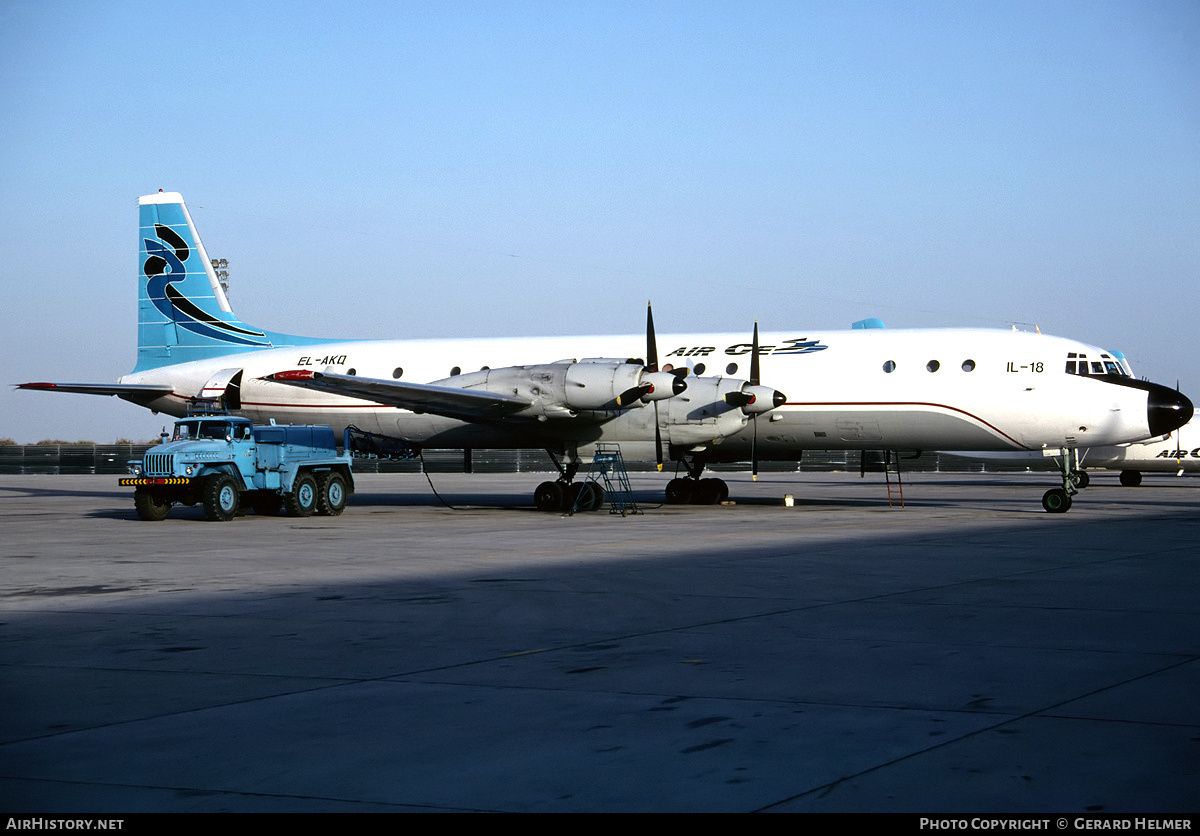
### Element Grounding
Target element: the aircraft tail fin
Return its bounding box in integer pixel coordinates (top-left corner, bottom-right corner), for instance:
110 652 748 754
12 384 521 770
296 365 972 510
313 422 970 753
134 191 319 371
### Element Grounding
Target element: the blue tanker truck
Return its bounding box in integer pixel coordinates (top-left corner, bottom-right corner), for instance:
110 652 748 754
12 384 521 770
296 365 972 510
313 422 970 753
120 415 354 521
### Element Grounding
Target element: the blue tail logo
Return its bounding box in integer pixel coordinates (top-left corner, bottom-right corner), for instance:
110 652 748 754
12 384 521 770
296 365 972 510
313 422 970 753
143 223 269 347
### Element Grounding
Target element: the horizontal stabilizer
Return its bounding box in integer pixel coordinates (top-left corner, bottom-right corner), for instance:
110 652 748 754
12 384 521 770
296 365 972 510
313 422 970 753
16 381 174 406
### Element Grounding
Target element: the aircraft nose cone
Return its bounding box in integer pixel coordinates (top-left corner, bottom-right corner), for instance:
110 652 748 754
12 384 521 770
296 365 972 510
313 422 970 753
1147 384 1193 437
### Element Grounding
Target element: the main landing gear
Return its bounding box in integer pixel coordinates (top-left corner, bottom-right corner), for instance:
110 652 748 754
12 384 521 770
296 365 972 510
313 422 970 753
664 459 729 506
533 452 605 512
534 479 605 512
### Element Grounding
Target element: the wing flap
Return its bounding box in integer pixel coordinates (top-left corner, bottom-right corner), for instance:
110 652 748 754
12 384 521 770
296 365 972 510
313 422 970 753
264 370 532 422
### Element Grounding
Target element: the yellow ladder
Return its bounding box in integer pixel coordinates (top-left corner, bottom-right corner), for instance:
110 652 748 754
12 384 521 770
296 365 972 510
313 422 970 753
883 450 904 507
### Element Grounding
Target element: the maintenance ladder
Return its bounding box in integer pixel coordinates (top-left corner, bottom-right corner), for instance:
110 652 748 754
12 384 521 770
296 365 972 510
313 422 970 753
861 450 905 507
883 450 905 506
577 443 641 516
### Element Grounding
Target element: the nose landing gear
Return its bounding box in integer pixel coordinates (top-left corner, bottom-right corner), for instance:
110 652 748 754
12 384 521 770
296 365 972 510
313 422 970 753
1042 447 1086 513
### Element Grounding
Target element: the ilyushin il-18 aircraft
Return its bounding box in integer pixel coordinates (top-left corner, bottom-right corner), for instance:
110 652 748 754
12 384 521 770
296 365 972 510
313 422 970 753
18 191 1194 513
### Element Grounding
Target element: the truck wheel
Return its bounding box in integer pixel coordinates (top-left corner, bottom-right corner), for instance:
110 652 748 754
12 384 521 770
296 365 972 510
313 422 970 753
316 472 348 516
285 472 318 517
134 489 171 521
203 475 240 522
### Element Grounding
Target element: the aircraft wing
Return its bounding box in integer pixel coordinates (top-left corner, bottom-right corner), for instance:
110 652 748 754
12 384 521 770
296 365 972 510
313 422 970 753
16 382 175 406
264 370 533 422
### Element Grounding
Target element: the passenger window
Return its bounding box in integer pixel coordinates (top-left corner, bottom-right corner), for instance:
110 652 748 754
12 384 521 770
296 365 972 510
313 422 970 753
450 366 461 376
392 368 403 379
926 360 940 373
882 360 896 373
726 363 738 375
961 359 976 372
693 363 706 376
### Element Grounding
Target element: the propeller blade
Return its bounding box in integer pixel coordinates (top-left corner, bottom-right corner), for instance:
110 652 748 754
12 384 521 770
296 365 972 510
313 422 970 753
616 383 652 407
752 413 759 480
750 319 761 478
654 402 664 470
749 320 761 387
646 301 659 373
647 301 664 468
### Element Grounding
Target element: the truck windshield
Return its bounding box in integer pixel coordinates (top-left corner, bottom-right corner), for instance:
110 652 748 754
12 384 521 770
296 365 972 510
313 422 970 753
173 421 234 440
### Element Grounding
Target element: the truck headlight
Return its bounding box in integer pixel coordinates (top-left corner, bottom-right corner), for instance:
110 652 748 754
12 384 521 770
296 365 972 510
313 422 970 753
129 464 142 476
185 465 194 476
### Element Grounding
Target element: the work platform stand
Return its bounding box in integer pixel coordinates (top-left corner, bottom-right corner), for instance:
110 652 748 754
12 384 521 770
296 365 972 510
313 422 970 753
574 443 642 516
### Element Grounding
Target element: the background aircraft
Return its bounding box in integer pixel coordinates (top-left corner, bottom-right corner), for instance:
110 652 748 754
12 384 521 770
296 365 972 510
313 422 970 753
1072 418 1197 487
18 192 1194 513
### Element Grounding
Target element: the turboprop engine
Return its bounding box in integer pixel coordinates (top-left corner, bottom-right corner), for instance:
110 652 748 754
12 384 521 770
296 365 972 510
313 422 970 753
661 376 786 447
445 360 687 420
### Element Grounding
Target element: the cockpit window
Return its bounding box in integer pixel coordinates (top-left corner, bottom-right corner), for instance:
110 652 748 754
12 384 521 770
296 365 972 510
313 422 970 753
1064 351 1128 378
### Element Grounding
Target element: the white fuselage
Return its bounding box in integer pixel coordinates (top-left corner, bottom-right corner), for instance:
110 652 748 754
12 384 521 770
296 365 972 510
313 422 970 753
119 327 1164 461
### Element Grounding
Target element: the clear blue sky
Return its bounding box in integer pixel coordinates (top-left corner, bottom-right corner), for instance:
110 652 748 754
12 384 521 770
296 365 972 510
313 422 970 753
2 0 1197 443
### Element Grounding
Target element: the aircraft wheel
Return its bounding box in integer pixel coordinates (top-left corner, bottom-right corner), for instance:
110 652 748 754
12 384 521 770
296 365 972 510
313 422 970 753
285 472 318 517
134 489 171 521
568 481 604 512
1119 470 1142 487
316 472 348 516
566 481 587 511
691 479 723 505
710 478 729 503
535 481 565 512
1041 488 1072 514
665 478 692 505
203 474 240 522
1070 471 1090 489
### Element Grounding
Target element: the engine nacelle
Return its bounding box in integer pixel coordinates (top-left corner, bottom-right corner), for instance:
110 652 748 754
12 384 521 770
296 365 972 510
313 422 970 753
442 361 685 418
662 377 788 447
662 377 752 447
